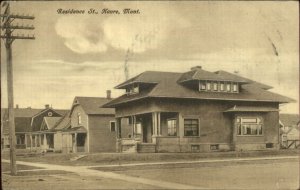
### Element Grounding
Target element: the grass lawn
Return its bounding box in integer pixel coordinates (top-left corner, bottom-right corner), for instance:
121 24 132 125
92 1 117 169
1 149 299 166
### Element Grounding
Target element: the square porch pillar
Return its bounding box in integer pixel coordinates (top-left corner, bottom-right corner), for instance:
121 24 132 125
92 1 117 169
30 135 33 150
43 134 47 150
116 118 122 152
152 112 161 143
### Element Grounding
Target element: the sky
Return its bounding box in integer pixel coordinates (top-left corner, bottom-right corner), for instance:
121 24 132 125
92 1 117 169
1 1 299 113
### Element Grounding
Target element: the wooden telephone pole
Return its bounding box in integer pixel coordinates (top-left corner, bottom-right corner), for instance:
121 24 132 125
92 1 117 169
0 1 35 175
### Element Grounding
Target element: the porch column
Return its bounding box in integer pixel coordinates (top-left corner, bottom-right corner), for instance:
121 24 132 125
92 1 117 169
30 135 33 150
157 112 161 136
24 134 27 148
116 118 122 152
39 134 42 148
34 135 37 148
43 134 47 150
132 116 136 138
74 133 77 153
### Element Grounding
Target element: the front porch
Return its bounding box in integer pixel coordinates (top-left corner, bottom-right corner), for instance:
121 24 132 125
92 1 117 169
116 112 179 153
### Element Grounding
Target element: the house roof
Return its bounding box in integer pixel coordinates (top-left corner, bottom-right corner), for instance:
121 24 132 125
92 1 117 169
178 68 249 84
214 70 272 90
42 117 62 130
52 111 71 131
72 97 115 115
62 126 87 133
224 106 279 112
1 108 69 133
279 114 299 128
104 70 294 108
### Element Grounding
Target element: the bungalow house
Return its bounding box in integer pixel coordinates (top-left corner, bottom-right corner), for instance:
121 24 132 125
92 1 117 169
103 66 294 153
45 94 116 153
279 114 299 149
1 105 68 150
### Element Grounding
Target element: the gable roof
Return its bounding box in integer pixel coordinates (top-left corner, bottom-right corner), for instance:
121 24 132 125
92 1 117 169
72 97 115 115
104 69 294 108
280 114 299 128
42 117 62 130
52 111 71 131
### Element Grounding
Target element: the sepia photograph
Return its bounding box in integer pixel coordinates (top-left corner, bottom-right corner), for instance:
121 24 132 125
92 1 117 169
1 1 299 189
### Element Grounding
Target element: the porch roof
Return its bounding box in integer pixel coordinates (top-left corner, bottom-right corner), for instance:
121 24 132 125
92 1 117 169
62 126 87 133
223 106 279 113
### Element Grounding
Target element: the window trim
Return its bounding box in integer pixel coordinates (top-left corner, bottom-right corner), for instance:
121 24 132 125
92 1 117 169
167 118 177 136
183 118 200 137
236 116 263 136
110 121 116 132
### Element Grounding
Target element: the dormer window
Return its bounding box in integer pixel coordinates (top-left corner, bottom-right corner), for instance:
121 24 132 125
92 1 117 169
199 81 206 90
126 84 139 95
213 82 218 91
226 83 231 92
206 82 211 91
199 80 239 93
233 83 238 92
220 82 225 91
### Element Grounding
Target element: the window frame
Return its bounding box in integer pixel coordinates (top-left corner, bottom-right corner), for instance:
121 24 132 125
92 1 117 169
199 81 206 91
110 121 116 132
167 118 177 136
77 112 82 125
236 116 263 136
183 118 200 137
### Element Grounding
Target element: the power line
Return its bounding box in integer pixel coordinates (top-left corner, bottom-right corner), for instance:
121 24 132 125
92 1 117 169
0 1 35 176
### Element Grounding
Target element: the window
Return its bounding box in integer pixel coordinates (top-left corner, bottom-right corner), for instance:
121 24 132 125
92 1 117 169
206 82 211 91
167 119 177 136
135 123 142 134
110 121 116 132
191 145 200 152
184 119 199 136
16 134 25 145
199 81 206 90
126 84 139 95
220 82 224 91
210 144 219 150
226 83 231 92
48 112 53 117
233 83 238 92
213 82 218 91
77 113 81 125
236 117 263 136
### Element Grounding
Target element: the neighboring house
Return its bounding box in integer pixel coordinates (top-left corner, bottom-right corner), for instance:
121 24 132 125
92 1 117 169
103 66 294 153
279 114 299 149
52 94 116 153
1 105 68 150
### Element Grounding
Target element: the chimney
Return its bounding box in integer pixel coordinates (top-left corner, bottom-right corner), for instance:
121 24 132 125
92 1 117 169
191 66 202 71
15 104 19 109
106 90 111 99
45 104 50 109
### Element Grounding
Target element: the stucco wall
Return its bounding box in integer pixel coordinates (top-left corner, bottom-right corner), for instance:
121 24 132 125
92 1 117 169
116 98 280 152
88 115 116 152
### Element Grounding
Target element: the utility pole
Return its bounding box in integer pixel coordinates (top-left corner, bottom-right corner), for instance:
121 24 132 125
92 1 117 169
0 1 35 175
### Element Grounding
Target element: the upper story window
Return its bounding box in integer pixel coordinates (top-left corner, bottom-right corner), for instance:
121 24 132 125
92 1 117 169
199 81 206 90
206 82 211 91
233 83 238 92
213 82 218 91
110 121 116 132
226 83 231 92
77 113 82 125
126 84 139 95
199 80 239 93
236 117 263 136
